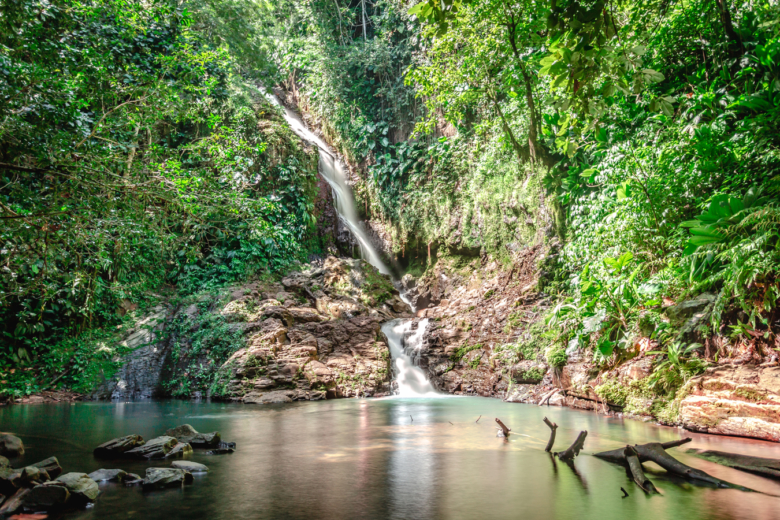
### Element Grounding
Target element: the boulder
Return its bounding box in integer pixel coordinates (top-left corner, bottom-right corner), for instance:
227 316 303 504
94 434 145 458
125 436 177 459
171 461 209 473
30 456 62 479
165 442 193 458
0 488 30 516
0 456 9 469
1 465 48 491
680 365 780 442
142 468 193 490
56 472 99 502
23 481 70 509
88 468 127 482
665 292 715 326
165 425 221 448
0 434 24 457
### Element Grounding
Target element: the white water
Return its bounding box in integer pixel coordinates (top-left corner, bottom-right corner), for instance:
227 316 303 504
382 319 438 397
265 93 390 275
266 90 437 396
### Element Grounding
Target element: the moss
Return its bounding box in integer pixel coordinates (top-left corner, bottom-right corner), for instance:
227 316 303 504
516 367 544 382
734 387 767 402
595 378 630 407
545 343 568 368
451 343 483 363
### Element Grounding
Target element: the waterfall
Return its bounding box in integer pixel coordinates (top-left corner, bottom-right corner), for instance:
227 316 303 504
265 92 390 275
265 90 436 396
382 319 438 397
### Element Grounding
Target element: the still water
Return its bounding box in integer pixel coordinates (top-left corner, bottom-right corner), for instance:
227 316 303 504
2 397 779 520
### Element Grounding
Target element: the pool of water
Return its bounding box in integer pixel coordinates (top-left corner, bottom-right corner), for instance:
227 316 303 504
2 397 779 520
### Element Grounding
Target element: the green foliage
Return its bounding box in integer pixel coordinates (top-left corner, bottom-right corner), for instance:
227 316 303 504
545 343 568 369
682 188 780 328
647 342 708 393
163 299 245 398
0 0 320 394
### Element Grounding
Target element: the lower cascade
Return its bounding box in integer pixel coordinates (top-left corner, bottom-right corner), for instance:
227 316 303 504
382 319 438 397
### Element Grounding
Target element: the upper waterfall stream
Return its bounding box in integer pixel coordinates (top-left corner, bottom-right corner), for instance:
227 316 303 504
266 91 436 396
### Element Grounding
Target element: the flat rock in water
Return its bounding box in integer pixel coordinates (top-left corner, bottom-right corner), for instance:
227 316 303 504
56 472 99 502
165 425 221 448
142 468 193 490
126 436 177 459
23 482 71 508
30 456 62 479
171 461 209 473
88 468 127 482
0 434 24 457
94 435 145 458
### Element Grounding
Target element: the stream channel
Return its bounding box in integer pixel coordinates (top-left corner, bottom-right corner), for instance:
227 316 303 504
2 96 779 520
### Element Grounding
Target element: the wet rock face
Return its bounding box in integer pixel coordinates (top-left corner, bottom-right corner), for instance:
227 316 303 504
90 307 168 400
680 365 780 442
99 256 410 403
230 314 394 401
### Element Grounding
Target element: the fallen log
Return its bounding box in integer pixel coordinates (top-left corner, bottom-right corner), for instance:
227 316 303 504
555 431 587 461
495 418 511 438
538 389 559 406
594 438 692 464
543 417 557 452
595 439 745 488
624 446 659 494
686 449 780 480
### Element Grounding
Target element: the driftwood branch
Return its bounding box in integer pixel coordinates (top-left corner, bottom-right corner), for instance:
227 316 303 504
555 431 587 461
543 417 557 452
595 439 751 489
495 418 511 437
595 438 692 463
624 446 659 494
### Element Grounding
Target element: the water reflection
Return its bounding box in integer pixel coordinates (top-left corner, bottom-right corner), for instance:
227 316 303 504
1 398 778 520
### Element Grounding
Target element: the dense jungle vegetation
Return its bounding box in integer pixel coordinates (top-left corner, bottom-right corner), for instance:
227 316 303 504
2 0 779 399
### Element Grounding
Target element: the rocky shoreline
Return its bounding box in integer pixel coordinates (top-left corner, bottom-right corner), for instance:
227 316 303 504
0 425 229 516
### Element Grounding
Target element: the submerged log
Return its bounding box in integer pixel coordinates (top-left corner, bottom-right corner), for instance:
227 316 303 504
555 431 587 461
686 449 780 480
594 438 692 464
495 418 511 437
595 439 747 489
624 446 659 494
543 417 557 452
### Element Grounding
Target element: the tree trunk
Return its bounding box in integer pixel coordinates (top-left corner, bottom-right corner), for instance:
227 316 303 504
491 97 528 164
715 0 741 46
